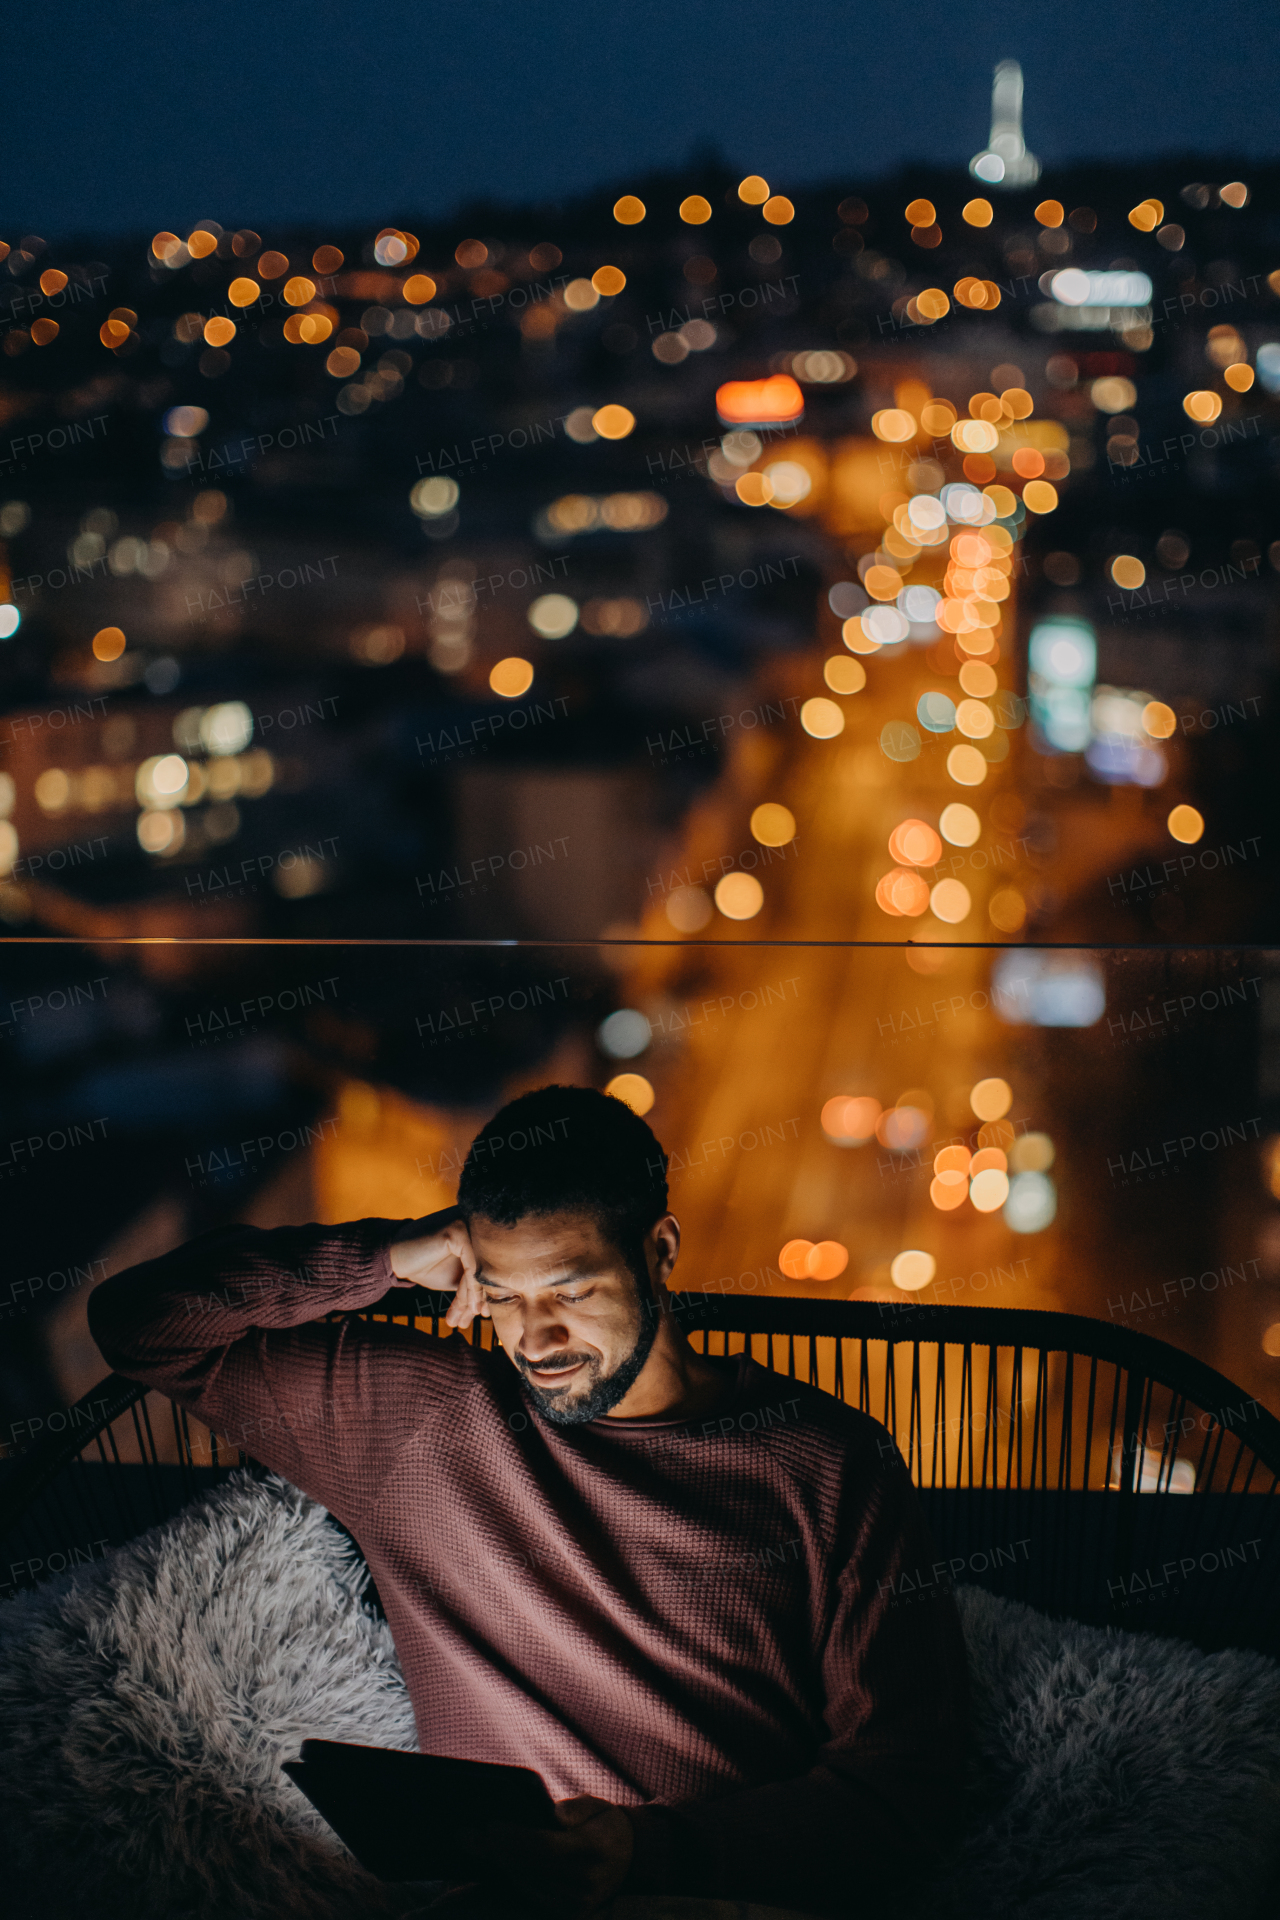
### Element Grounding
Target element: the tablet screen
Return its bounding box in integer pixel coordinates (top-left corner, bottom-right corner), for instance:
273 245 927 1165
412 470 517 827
284 1741 558 1881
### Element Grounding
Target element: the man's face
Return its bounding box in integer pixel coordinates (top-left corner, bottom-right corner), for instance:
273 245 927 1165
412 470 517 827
466 1207 668 1424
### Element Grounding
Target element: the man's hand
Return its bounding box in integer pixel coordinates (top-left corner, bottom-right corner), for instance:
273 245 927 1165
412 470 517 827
464 1796 634 1920
388 1217 486 1328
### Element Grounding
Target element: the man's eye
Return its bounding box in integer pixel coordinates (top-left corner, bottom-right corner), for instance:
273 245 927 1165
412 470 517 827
485 1287 595 1305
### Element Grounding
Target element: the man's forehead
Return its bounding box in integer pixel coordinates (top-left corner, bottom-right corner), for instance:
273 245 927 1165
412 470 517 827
468 1208 615 1272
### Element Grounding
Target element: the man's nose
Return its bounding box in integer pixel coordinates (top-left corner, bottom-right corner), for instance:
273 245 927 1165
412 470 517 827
516 1295 575 1362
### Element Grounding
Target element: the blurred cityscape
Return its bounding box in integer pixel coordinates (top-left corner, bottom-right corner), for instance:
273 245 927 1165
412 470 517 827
2 124 1280 1440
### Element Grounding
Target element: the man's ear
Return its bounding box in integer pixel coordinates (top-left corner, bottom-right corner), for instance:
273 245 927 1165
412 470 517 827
646 1213 680 1292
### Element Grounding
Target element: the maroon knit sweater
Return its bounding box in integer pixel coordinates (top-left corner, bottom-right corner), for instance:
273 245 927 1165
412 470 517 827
88 1214 970 1916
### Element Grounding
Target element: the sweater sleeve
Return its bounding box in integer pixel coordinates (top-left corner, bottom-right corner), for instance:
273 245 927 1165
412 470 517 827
86 1211 458 1530
623 1444 971 1916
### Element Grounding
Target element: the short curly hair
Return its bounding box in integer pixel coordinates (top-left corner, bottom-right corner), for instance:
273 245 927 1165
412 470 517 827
456 1084 669 1281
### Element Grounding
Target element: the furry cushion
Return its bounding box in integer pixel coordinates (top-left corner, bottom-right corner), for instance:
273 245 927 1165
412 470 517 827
0 1473 416 1920
910 1583 1280 1920
1 1470 1278 1920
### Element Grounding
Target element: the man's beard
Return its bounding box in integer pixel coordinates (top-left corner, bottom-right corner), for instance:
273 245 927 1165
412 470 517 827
517 1271 661 1426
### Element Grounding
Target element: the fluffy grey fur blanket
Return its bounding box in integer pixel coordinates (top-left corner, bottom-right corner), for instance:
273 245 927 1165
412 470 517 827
0 1471 1278 1920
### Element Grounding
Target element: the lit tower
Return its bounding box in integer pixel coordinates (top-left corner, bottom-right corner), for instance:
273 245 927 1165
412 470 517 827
969 60 1041 188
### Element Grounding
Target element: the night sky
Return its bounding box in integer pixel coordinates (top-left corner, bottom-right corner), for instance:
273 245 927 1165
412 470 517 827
9 0 1280 240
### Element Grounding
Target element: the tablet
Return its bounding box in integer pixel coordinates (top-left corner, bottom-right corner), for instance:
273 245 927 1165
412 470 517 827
282 1739 558 1882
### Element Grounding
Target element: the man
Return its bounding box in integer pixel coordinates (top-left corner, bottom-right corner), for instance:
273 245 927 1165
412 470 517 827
89 1084 970 1919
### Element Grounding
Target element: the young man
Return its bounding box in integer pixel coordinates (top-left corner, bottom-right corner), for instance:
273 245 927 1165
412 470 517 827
88 1084 970 1919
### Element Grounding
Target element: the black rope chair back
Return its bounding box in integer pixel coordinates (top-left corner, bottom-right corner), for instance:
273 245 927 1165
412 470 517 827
2 1294 1278 1654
